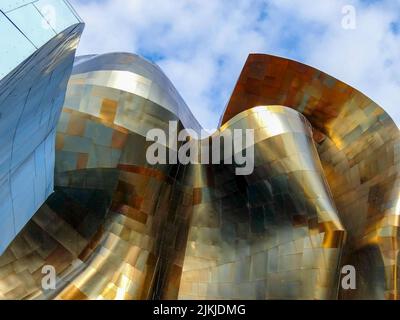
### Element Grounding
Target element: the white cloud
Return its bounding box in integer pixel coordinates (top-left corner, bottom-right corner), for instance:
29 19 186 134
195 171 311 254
70 0 400 129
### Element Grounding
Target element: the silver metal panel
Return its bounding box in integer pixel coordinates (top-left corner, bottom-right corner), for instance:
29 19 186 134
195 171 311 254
0 3 84 254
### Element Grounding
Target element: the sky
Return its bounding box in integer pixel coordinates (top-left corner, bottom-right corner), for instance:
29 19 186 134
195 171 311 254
69 0 400 129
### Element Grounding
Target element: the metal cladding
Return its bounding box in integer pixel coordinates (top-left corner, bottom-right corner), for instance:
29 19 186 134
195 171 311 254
0 0 84 255
181 106 345 299
221 54 400 300
0 52 198 300
0 51 398 300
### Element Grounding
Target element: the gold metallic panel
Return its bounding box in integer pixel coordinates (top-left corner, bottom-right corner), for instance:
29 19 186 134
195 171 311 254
179 106 344 299
221 54 400 299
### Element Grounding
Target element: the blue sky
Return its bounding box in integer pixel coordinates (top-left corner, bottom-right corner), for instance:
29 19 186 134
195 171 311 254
69 0 400 129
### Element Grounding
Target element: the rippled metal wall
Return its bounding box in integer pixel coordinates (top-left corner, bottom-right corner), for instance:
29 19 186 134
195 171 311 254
0 52 398 300
0 53 196 299
52 53 197 299
221 54 400 299
179 106 345 299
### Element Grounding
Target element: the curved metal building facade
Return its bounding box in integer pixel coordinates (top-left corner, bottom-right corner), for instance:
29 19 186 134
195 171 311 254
220 54 400 299
0 46 398 298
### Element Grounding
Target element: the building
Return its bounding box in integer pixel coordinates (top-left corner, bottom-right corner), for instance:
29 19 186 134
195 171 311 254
0 1 398 300
0 50 398 300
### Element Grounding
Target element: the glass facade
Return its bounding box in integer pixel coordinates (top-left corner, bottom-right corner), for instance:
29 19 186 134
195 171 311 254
0 0 82 79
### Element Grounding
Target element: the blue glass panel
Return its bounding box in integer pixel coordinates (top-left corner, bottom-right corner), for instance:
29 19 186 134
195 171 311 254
0 13 36 78
34 0 79 33
0 0 34 12
7 4 56 48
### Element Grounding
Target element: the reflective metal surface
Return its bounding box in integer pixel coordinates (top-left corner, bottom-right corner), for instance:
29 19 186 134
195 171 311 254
0 0 83 254
221 54 400 300
0 52 398 300
0 53 195 299
180 106 345 299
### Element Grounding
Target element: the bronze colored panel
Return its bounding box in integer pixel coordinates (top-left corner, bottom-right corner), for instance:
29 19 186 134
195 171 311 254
111 130 128 149
100 99 118 123
76 153 89 170
67 113 86 136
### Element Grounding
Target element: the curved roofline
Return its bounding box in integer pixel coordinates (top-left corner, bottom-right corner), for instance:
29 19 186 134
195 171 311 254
220 53 398 128
71 52 202 132
73 52 165 75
